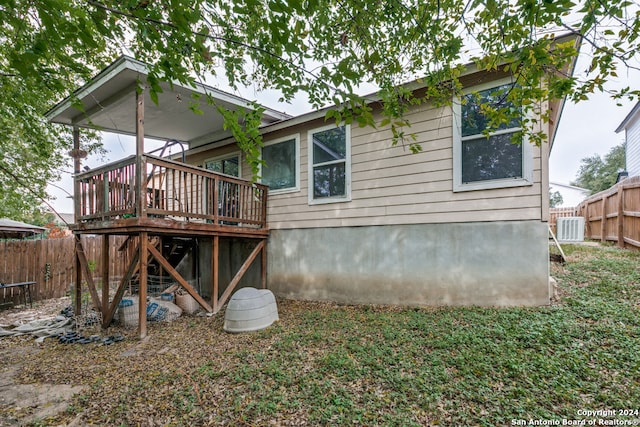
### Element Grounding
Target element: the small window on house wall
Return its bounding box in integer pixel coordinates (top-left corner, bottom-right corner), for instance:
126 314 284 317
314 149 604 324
453 79 533 192
204 154 240 177
308 124 351 204
261 135 300 193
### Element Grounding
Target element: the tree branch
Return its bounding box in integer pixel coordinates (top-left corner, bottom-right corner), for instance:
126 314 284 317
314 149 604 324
86 0 347 100
561 23 640 73
0 163 70 227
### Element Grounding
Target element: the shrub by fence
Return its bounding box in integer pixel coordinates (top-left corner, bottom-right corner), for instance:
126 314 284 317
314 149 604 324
0 235 130 306
575 175 640 249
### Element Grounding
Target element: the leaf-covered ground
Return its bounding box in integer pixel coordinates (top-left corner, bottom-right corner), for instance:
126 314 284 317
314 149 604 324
1 244 639 426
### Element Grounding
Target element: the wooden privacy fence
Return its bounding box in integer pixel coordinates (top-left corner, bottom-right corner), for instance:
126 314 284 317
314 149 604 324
549 207 577 235
575 175 640 249
0 235 130 306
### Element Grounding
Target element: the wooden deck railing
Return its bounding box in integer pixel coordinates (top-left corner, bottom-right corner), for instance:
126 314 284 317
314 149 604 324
76 155 268 228
575 175 640 249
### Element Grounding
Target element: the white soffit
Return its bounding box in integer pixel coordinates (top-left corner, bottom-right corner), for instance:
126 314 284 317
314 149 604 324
46 56 290 144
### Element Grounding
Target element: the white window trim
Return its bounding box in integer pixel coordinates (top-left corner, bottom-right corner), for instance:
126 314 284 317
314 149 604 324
307 123 351 205
203 152 242 178
452 78 534 192
259 134 300 195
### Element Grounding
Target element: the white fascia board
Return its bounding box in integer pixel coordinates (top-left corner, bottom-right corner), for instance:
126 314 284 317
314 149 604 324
615 102 640 133
188 34 580 154
549 181 590 193
47 55 290 125
188 108 328 153
186 81 290 122
45 56 146 122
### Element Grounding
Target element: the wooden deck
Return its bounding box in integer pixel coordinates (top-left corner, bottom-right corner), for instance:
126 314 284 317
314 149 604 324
72 216 269 238
71 154 269 337
74 154 268 235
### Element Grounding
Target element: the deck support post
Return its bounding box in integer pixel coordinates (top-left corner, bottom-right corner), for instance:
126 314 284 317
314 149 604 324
74 245 82 316
103 244 140 328
148 244 213 312
73 127 82 316
102 235 110 317
212 235 219 312
261 238 267 289
138 232 148 339
135 87 146 219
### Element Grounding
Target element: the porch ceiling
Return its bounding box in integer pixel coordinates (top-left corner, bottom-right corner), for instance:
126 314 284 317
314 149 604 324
46 56 290 146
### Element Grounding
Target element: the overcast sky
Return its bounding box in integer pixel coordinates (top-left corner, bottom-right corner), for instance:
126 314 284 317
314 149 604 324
549 52 638 186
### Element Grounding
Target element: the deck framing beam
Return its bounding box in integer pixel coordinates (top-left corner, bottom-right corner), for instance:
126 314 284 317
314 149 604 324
147 243 213 313
75 237 102 313
73 229 268 337
217 239 266 312
102 243 140 328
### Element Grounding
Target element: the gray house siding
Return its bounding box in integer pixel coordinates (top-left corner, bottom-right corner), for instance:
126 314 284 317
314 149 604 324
626 115 640 177
187 75 553 308
616 102 640 178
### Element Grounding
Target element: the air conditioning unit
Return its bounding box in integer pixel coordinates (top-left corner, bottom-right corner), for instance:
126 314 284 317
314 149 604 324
556 217 585 242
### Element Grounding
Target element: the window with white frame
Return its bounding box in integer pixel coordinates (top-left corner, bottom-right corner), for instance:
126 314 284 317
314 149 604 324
261 135 299 193
204 154 240 177
308 124 351 203
453 79 533 192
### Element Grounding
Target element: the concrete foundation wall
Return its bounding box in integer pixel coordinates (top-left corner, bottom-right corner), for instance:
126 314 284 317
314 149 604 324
267 221 550 307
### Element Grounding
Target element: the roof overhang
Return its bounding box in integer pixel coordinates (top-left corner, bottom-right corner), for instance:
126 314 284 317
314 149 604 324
45 56 291 145
549 181 590 194
180 34 581 156
0 218 46 239
615 101 640 133
543 34 581 152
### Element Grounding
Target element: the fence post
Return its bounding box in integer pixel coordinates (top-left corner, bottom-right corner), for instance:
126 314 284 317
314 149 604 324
600 195 607 242
35 239 42 302
588 202 593 239
617 184 625 248
577 204 583 237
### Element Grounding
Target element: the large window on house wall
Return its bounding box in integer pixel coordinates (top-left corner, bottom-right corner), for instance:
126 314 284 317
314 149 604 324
308 124 351 204
260 134 299 193
204 153 240 177
453 79 533 192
